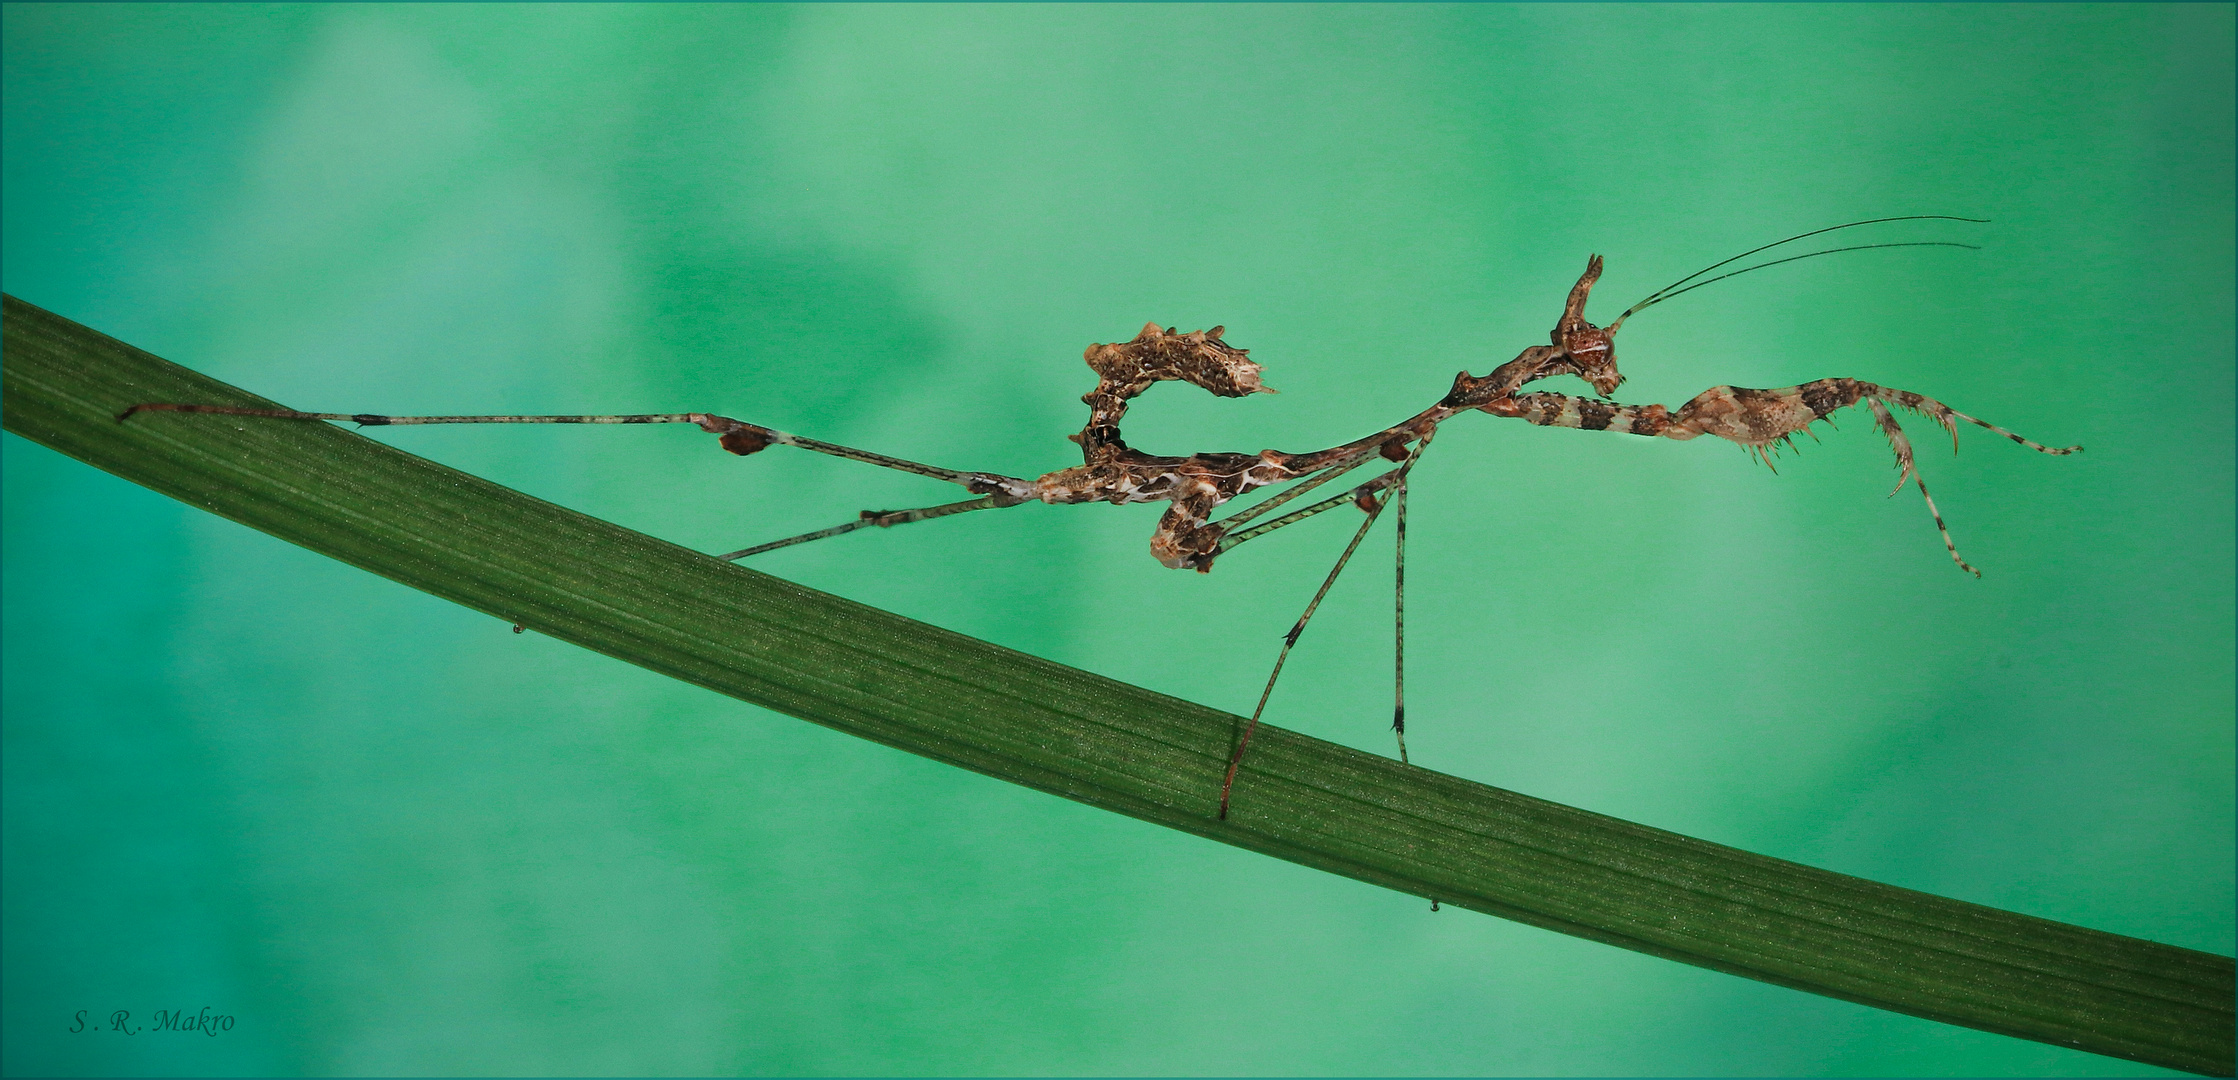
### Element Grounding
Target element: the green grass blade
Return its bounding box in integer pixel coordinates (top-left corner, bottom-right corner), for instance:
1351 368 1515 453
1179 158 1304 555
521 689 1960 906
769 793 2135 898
5 293 2231 1076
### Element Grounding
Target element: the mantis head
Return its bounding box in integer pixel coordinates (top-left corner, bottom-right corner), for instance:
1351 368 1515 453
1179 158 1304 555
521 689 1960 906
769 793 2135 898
1554 255 1623 397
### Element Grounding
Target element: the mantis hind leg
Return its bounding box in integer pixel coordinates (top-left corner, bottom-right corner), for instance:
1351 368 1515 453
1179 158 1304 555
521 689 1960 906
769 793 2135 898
119 403 1036 495
715 495 1021 561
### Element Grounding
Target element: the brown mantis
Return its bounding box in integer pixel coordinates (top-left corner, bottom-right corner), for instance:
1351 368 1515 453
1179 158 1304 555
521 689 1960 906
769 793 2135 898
119 216 2079 820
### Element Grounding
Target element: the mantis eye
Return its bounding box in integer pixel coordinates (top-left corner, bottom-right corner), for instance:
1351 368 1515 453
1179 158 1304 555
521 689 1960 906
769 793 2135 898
1561 325 1622 396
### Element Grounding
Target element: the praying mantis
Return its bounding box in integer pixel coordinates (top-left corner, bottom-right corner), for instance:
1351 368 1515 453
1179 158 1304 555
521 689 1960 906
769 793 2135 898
120 216 2080 820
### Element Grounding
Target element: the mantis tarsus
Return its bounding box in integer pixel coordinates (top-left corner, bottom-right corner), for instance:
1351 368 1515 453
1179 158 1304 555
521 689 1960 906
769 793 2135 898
119 216 2080 820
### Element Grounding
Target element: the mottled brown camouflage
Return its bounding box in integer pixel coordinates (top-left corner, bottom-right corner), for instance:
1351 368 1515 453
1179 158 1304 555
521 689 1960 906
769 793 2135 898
116 239 2081 820
1025 260 2074 575
121 252 2075 578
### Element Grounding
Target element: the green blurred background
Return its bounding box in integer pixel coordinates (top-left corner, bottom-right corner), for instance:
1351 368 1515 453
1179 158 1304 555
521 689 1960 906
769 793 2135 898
4 4 2231 1075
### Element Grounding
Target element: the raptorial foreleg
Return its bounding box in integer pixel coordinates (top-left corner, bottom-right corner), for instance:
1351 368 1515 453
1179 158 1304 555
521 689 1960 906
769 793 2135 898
1482 379 2079 575
1860 397 1974 574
